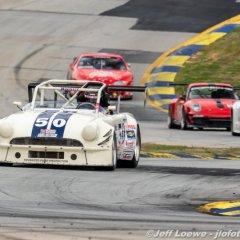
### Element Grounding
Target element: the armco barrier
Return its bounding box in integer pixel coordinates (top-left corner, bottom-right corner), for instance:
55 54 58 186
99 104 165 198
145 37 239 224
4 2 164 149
142 15 240 112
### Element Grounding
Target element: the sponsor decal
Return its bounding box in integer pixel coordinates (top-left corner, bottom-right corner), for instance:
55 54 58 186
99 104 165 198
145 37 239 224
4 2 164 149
38 129 57 137
122 149 134 160
32 111 74 138
61 87 80 91
24 158 68 164
117 122 126 145
127 130 135 139
122 154 132 160
126 141 134 146
89 71 115 78
128 124 136 130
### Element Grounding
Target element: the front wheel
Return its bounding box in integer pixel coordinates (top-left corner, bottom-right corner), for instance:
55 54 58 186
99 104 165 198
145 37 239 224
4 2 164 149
129 125 141 168
180 110 188 130
167 114 178 129
107 134 117 170
231 114 240 136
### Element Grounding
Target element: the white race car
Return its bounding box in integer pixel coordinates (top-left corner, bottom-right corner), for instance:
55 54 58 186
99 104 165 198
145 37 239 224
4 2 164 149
231 100 240 136
0 79 145 170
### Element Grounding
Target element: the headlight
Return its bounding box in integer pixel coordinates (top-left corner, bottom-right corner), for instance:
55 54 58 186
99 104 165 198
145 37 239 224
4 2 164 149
0 120 13 138
113 81 127 86
81 124 99 141
192 103 201 112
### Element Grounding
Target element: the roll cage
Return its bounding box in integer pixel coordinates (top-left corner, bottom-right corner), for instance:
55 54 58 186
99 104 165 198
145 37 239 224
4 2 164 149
28 79 147 113
28 79 107 113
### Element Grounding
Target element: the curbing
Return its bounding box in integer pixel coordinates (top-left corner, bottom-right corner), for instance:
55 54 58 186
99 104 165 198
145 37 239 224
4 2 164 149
140 152 240 160
198 200 240 216
142 15 240 112
141 16 240 216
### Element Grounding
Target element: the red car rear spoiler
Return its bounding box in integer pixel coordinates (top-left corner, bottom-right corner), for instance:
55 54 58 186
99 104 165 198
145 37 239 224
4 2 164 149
28 82 146 102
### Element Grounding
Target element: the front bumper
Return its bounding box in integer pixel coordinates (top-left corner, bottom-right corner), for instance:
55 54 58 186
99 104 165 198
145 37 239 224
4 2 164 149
0 144 113 166
189 116 231 128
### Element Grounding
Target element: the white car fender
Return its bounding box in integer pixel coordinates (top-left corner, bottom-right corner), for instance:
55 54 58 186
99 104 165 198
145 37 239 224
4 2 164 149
102 113 126 127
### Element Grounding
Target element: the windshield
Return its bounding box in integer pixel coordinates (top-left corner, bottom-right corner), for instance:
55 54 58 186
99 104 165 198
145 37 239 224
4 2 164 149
33 100 78 109
78 56 126 70
188 86 238 100
30 82 109 113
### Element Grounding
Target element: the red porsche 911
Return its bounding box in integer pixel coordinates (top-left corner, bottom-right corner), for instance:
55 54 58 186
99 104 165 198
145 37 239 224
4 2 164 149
168 83 238 130
67 53 134 99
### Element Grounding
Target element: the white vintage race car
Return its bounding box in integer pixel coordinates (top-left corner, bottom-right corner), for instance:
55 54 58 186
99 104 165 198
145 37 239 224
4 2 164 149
231 100 240 136
0 79 145 170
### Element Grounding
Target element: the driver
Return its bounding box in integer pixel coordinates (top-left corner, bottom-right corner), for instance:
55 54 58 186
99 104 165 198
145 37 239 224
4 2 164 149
77 90 110 110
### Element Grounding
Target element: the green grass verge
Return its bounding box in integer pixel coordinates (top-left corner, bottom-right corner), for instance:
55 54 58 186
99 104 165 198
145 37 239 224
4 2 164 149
141 143 240 159
175 28 240 94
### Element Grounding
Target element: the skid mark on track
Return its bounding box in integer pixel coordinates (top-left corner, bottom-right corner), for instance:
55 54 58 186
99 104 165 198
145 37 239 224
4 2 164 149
0 9 97 17
14 45 47 89
138 165 240 177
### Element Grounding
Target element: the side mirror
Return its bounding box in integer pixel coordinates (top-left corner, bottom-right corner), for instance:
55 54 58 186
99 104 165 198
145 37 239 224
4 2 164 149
108 105 116 111
179 95 186 100
73 57 77 63
13 101 22 107
13 101 23 111
127 63 131 68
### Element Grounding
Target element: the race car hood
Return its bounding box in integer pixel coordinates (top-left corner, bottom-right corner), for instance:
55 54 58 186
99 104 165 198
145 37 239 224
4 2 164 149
74 68 132 84
1 110 110 141
187 99 236 116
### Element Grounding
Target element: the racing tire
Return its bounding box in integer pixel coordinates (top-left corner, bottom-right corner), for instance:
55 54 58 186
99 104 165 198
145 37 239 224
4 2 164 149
118 125 141 168
231 131 240 136
0 162 13 167
180 110 188 130
167 108 178 129
108 134 117 170
231 113 240 136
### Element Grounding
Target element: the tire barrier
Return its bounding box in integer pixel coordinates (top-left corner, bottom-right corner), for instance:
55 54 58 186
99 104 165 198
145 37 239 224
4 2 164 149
142 15 240 112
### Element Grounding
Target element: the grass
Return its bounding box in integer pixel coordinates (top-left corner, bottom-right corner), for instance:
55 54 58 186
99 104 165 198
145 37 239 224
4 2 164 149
141 143 240 159
142 28 240 159
175 28 240 94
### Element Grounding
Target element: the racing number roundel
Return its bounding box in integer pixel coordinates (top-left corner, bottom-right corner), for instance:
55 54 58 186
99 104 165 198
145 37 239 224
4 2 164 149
35 118 67 128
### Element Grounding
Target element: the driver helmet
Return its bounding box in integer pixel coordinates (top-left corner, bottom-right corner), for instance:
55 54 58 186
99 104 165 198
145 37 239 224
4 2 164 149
84 91 98 103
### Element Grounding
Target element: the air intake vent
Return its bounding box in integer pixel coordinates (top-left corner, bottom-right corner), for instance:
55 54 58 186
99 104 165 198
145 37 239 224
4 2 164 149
10 137 83 147
29 151 64 159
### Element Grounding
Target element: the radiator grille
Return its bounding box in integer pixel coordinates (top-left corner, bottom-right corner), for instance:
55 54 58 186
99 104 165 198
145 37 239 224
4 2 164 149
28 151 64 159
10 137 83 147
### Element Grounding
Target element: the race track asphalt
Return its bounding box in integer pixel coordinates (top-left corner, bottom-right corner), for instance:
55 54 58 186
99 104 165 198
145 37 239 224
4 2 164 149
0 1 239 239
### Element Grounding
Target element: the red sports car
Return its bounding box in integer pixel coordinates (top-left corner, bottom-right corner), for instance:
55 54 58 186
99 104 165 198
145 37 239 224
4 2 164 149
67 53 134 99
168 83 238 130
